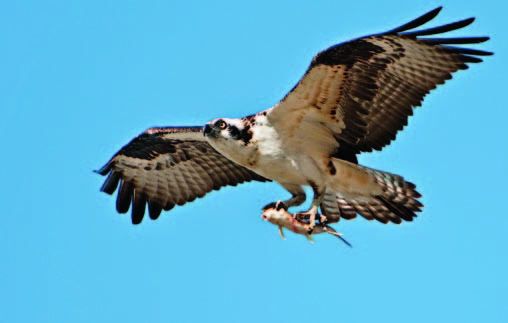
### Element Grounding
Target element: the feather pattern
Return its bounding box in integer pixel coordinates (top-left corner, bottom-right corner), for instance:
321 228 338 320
97 7 491 229
321 168 422 224
96 126 269 224
268 6 492 154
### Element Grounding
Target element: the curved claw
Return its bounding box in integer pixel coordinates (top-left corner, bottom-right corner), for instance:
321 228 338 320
295 207 319 234
294 212 309 220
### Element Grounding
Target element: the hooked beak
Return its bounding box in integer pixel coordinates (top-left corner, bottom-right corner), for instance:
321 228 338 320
203 124 212 136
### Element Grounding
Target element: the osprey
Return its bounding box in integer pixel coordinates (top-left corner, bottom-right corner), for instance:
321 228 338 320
97 7 492 231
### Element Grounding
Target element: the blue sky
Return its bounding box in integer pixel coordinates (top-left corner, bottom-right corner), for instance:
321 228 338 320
1 0 506 322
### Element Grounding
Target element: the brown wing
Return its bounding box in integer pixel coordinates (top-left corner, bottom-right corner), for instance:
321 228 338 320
96 126 269 224
268 7 492 154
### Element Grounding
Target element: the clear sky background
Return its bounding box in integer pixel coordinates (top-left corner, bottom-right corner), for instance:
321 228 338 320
1 0 506 322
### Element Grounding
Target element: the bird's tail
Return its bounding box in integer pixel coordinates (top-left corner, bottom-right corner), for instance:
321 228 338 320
321 158 423 224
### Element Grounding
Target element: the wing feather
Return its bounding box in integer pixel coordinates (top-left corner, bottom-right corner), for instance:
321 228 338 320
421 37 490 45
148 201 163 220
385 7 443 34
132 190 147 225
96 126 269 223
399 17 475 37
116 181 133 214
267 7 492 155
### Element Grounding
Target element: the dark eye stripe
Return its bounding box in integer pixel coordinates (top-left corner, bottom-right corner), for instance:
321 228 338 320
229 126 240 137
239 125 253 145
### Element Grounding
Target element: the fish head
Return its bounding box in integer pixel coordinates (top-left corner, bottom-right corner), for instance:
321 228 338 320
261 209 275 222
261 208 284 223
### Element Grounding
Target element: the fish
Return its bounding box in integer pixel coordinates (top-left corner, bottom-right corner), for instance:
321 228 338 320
261 207 352 247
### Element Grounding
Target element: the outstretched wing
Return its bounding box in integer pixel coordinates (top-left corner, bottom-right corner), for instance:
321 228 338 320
96 126 269 224
268 7 492 154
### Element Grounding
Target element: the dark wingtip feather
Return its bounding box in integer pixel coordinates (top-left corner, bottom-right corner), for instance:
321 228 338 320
386 7 443 34
95 160 113 175
422 36 490 45
163 203 175 211
148 201 163 220
116 181 132 214
131 191 147 225
402 17 475 37
443 46 494 56
100 171 121 195
459 55 484 63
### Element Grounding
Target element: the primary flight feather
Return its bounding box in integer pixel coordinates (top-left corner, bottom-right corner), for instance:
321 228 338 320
97 7 492 231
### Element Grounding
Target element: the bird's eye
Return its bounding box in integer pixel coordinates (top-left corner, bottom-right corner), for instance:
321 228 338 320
215 120 227 130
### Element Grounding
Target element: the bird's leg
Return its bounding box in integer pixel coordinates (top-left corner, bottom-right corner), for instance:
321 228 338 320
262 184 306 211
295 182 326 234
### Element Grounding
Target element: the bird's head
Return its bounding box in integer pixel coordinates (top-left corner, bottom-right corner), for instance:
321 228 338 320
203 118 255 162
204 118 251 141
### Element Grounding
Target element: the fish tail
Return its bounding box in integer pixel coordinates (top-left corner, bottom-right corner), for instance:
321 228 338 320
325 226 352 248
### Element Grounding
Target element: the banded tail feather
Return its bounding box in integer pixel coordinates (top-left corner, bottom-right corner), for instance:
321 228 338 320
321 161 423 224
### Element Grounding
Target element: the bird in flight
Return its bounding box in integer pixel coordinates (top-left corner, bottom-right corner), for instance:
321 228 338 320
97 7 492 232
